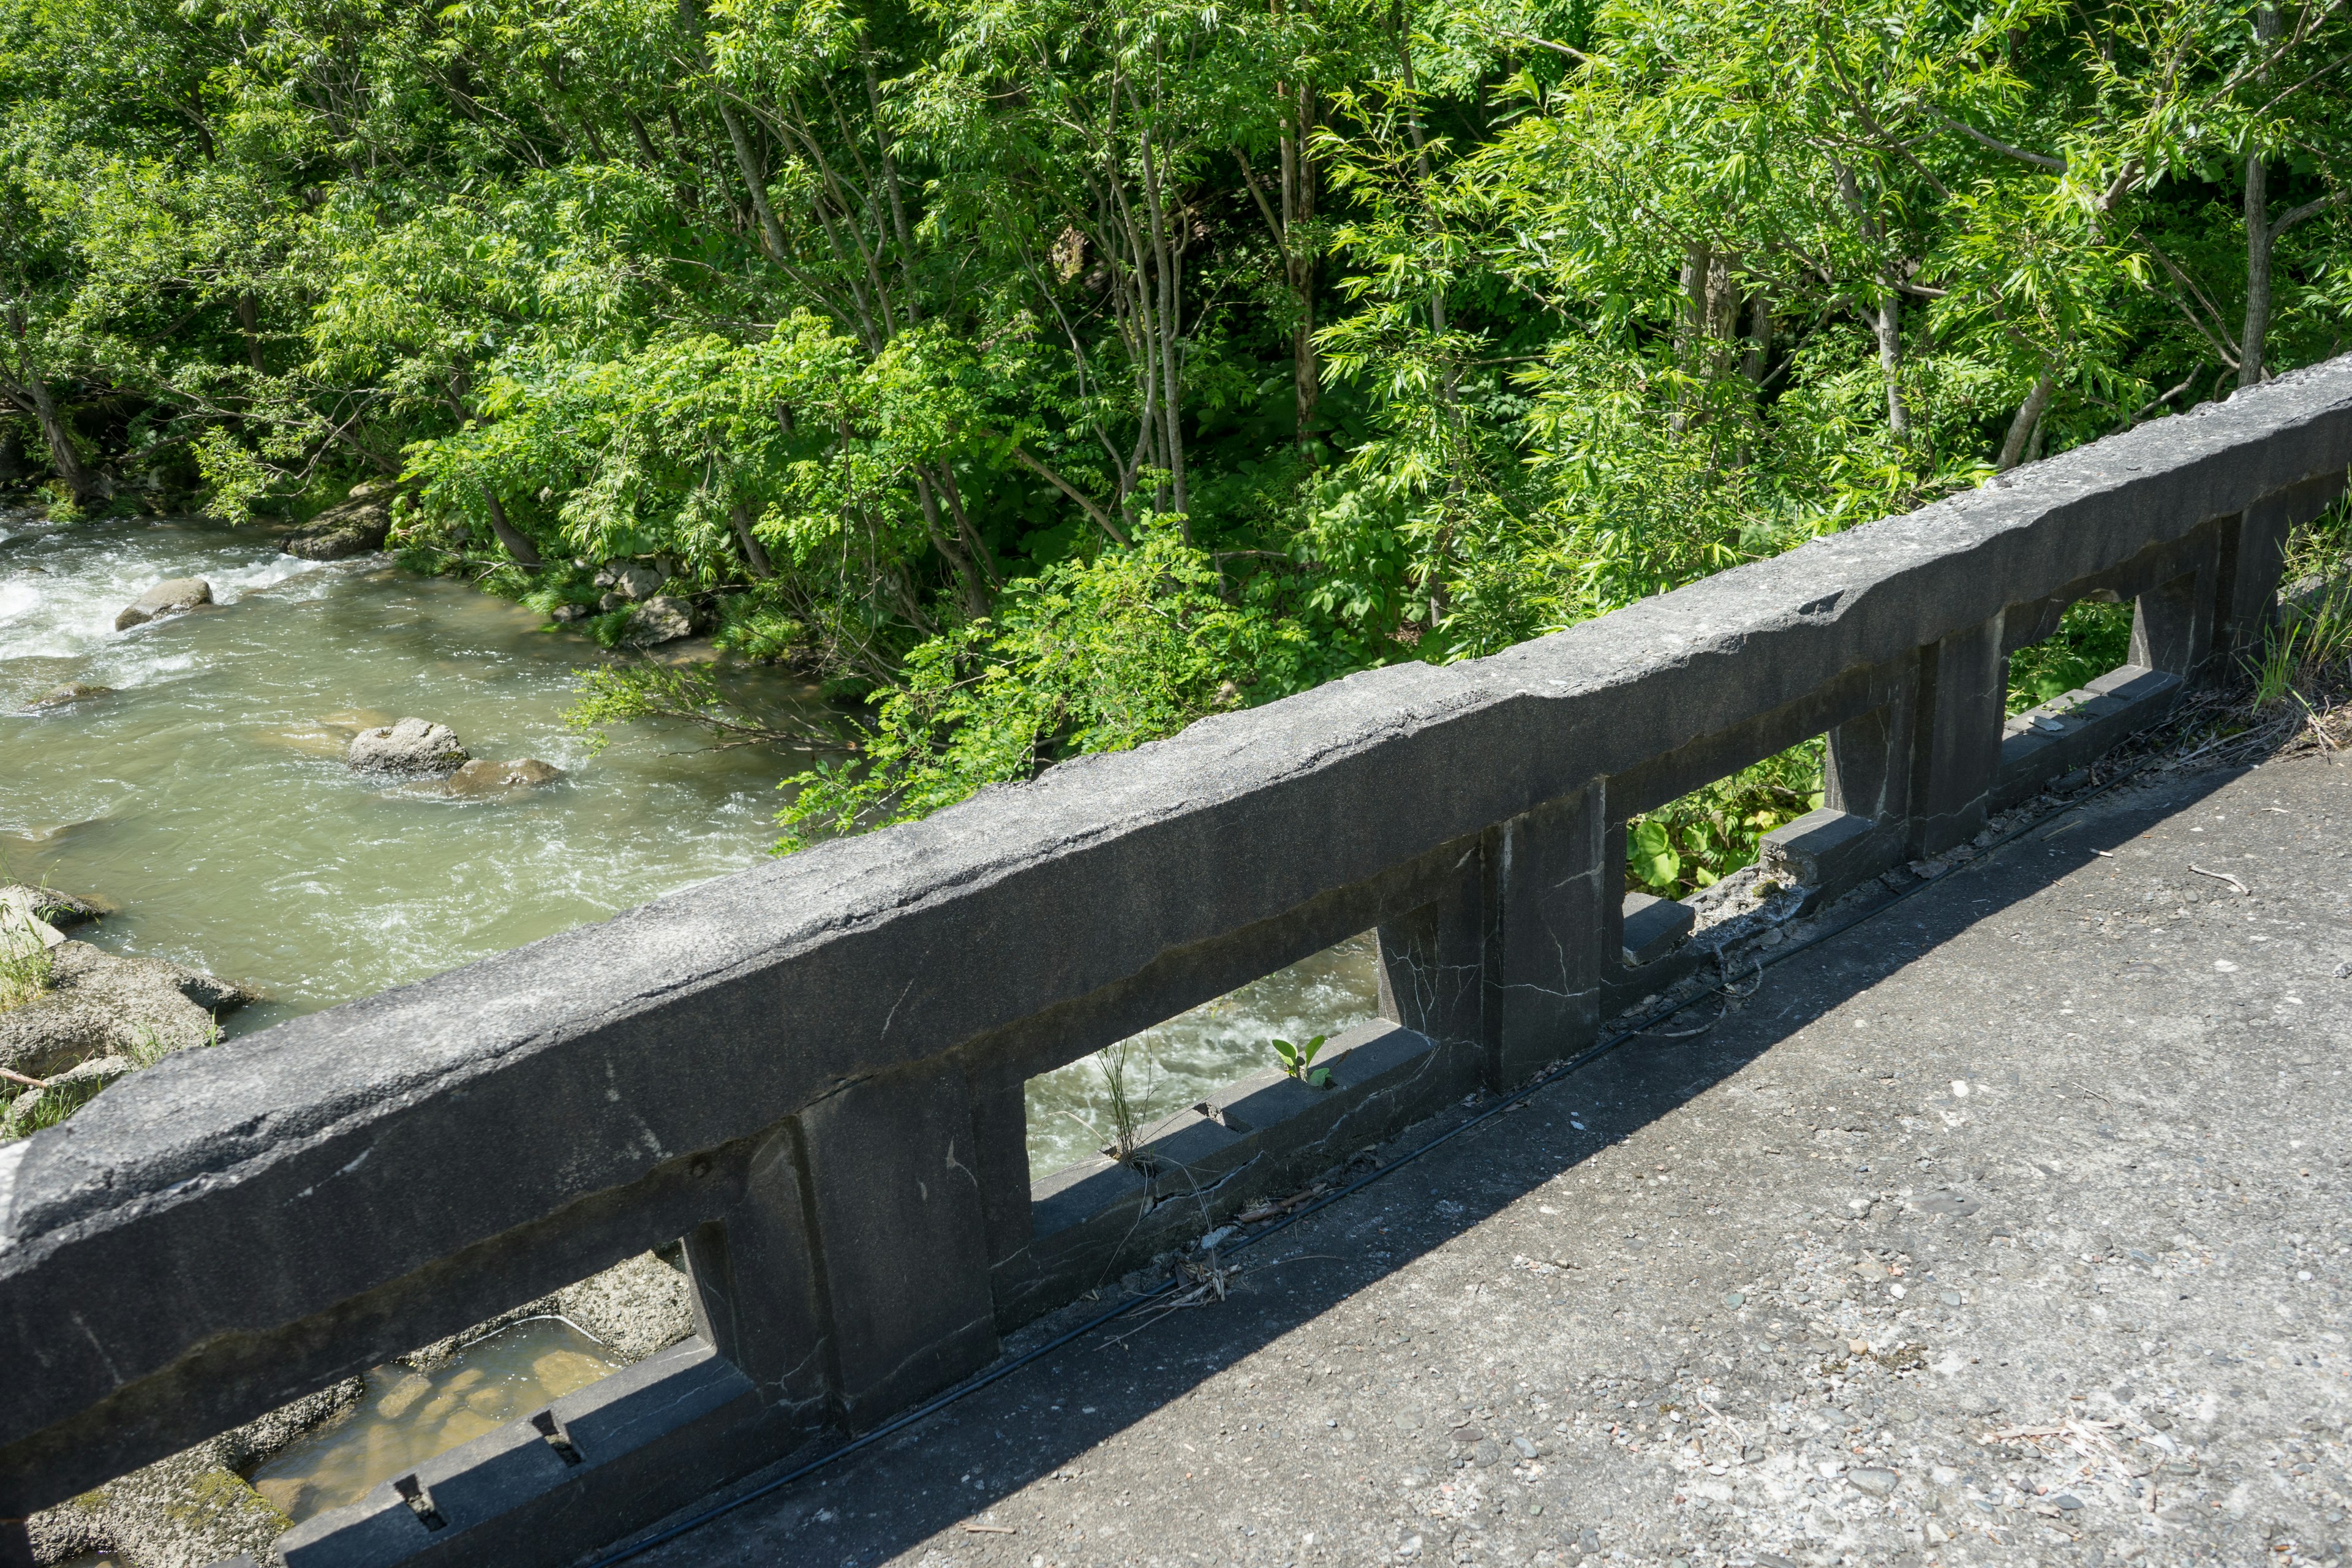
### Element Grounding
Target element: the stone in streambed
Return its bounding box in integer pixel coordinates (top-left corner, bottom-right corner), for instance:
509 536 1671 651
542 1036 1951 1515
280 481 399 560
435 757 564 797
28 681 111 709
0 884 109 929
114 577 212 630
346 716 469 775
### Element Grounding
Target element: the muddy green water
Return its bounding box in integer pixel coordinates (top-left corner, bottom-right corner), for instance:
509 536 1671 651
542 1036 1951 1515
247 1319 622 1520
0 510 1379 1178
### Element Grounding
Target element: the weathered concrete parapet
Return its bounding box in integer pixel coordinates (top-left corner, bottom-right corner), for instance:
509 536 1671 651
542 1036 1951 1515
7 356 2352 1568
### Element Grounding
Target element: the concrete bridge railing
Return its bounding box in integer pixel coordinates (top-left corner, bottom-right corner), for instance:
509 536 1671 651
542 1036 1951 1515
6 358 2352 1568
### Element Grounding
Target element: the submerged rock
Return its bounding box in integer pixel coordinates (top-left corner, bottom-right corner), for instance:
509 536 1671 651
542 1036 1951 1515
114 576 213 630
346 716 469 776
282 481 399 560
435 757 564 797
0 940 250 1080
28 680 111 709
627 593 695 646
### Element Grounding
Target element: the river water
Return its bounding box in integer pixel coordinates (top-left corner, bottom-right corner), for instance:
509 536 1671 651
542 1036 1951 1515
0 511 1378 1178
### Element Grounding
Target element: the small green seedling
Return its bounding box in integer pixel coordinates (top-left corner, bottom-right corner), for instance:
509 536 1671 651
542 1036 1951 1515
1273 1034 1332 1088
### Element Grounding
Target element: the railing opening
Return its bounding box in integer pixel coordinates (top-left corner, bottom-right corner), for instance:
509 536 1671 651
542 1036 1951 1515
248 1318 620 1521
230 1248 695 1528
2006 599 2133 715
1621 740 1825 908
1023 932 1381 1182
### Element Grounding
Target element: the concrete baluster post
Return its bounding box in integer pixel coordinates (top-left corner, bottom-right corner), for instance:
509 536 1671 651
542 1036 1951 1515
680 1123 834 1437
793 1061 1000 1429
1378 785 1607 1091
2130 537 2219 682
1907 614 2007 857
1825 652 1918 827
1376 835 1489 1073
2215 470 2350 658
1487 785 1609 1087
957 1059 1036 1283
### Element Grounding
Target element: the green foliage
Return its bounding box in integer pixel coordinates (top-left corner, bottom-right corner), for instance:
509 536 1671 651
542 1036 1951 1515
0 1072 102 1144
0 915 52 1014
567 661 837 755
2007 600 2135 714
6 0 2350 853
2251 579 2352 712
1624 743 1823 898
1271 1033 1332 1088
774 527 1313 850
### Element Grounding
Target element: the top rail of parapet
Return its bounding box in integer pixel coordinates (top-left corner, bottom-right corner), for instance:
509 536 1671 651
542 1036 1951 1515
7 355 2352 1499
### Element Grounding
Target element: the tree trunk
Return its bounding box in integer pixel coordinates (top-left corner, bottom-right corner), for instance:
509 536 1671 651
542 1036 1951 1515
2241 4 2283 389
1997 372 2056 471
1741 286 1771 391
915 474 992 619
2241 153 2273 389
729 501 773 578
22 375 103 507
1281 82 1319 451
476 484 542 567
1135 126 1188 525
1670 244 1711 435
235 293 266 374
1874 289 1909 439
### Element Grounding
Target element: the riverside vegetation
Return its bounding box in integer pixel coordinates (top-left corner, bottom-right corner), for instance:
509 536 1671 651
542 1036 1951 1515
7 0 2352 895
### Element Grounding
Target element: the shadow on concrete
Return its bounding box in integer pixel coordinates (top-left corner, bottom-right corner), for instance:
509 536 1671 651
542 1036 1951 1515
624 766 2248 1566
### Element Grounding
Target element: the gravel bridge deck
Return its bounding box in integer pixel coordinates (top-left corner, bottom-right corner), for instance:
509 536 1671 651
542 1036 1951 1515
608 745 2352 1568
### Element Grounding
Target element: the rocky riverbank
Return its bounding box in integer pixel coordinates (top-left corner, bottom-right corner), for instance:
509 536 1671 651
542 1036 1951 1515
0 887 249 1128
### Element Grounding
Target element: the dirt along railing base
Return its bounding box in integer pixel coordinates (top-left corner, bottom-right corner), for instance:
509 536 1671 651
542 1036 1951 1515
6 362 2351 1568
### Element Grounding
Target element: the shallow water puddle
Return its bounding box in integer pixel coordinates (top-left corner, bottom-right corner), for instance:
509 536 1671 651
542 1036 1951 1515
248 1319 619 1521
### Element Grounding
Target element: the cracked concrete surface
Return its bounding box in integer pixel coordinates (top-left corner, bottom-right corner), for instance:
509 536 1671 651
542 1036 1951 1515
622 749 2352 1568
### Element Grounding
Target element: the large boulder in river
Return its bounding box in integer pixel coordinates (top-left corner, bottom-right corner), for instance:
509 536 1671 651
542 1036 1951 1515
282 481 399 560
114 577 212 630
0 940 250 1080
626 594 695 646
347 717 469 776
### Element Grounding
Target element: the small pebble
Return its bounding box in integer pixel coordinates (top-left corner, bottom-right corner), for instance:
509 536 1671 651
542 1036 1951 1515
1849 1467 1899 1498
1724 1292 1746 1308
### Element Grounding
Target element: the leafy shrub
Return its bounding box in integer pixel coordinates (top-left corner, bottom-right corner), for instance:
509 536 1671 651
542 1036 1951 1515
2007 601 2133 714
1625 742 1824 898
774 527 1313 852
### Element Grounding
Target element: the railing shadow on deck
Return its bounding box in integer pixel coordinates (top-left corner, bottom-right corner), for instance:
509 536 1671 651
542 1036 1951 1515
5 353 2350 1568
597 761 2245 1568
